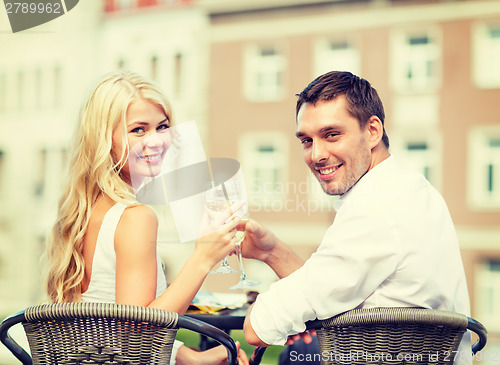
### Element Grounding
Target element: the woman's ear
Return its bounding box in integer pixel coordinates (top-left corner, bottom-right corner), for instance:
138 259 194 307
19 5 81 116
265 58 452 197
366 115 384 149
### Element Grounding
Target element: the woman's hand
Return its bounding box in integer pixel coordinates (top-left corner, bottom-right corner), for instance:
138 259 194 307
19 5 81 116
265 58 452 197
177 342 249 365
148 203 247 313
194 203 245 270
198 342 249 365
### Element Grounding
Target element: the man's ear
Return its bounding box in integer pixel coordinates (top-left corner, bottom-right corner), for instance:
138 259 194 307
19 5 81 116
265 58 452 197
366 115 384 149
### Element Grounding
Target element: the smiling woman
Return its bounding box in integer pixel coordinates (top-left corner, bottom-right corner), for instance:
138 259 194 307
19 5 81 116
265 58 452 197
112 98 172 187
42 70 249 365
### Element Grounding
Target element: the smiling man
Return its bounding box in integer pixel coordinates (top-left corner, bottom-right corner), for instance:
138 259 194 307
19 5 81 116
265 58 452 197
242 71 472 365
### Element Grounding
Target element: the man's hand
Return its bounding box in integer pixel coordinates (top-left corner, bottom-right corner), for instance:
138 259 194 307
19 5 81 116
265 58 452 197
239 219 279 263
239 219 304 279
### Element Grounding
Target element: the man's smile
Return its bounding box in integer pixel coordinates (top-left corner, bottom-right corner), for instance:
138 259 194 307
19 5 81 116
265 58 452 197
315 164 342 180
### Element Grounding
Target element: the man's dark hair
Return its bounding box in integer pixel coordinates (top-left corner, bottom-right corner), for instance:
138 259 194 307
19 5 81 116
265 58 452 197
296 71 389 148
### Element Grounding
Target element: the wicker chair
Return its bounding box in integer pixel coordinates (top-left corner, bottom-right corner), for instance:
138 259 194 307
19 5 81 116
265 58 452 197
304 307 487 365
0 302 239 365
250 307 487 365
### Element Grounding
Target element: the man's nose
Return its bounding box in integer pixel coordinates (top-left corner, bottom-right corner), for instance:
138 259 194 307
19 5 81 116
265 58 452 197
311 141 329 163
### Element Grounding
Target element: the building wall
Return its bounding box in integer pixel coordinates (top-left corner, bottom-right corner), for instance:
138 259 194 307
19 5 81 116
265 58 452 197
0 0 208 315
205 0 500 354
0 0 499 361
0 0 103 313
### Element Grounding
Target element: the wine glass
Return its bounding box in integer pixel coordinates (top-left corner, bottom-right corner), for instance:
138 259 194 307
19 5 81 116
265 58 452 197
230 215 261 290
221 181 260 290
204 181 239 274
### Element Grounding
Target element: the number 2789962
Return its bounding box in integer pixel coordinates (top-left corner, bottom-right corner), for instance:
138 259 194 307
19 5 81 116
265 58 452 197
5 2 62 14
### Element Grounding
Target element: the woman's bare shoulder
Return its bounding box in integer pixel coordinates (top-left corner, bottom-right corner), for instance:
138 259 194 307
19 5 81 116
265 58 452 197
115 204 158 246
121 204 158 223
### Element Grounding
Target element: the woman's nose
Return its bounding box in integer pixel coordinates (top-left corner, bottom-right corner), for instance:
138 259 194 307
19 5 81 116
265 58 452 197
144 131 163 147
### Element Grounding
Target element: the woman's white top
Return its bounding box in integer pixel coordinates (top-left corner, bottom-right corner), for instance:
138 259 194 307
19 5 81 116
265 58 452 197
81 203 181 364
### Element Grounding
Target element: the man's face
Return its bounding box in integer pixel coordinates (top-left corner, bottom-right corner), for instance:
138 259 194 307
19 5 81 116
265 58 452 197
296 95 372 195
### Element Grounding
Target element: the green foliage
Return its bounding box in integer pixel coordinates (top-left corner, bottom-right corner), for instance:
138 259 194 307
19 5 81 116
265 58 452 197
176 329 285 364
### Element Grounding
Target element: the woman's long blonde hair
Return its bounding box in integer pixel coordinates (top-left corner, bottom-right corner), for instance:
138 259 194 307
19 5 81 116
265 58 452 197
45 70 174 303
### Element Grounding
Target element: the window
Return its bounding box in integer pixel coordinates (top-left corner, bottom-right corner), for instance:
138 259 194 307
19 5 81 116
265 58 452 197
475 259 500 332
0 150 4 198
244 44 286 102
150 55 158 81
17 70 24 110
239 133 288 206
404 142 431 180
34 148 68 200
173 52 183 97
53 66 62 108
468 127 500 210
486 139 500 195
118 0 135 9
35 68 42 109
473 23 500 88
34 149 47 197
314 38 360 77
391 131 441 188
0 73 6 112
392 30 440 92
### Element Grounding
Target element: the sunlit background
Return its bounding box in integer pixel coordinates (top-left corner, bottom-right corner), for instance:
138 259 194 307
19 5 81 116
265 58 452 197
1 0 500 363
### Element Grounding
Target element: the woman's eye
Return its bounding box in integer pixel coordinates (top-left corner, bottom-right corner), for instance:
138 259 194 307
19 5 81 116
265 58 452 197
157 124 170 132
130 127 145 134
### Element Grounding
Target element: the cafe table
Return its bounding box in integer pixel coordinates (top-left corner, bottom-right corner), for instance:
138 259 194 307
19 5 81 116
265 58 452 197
186 304 249 350
185 292 267 364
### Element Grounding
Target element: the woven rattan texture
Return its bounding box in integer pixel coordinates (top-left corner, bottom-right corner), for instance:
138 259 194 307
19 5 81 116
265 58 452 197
315 308 468 365
22 303 178 365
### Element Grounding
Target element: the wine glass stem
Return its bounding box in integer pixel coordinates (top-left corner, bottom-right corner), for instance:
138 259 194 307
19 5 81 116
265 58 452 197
236 242 247 281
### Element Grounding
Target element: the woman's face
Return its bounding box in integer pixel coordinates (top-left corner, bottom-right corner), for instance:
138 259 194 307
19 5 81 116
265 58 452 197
112 98 171 185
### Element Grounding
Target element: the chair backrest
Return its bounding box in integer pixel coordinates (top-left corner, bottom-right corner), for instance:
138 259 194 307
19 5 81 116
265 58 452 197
1 302 238 365
305 307 487 365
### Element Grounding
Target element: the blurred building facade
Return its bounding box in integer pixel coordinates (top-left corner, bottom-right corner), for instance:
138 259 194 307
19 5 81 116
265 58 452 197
0 0 209 312
201 0 500 356
0 0 499 361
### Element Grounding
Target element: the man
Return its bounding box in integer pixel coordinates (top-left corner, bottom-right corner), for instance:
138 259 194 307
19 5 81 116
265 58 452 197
242 71 471 364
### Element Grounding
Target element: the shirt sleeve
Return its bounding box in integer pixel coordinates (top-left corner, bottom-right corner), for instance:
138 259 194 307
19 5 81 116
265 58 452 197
170 340 184 365
250 206 401 345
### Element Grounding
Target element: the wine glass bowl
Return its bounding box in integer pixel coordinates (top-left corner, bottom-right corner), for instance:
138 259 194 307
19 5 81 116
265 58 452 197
204 180 260 290
204 181 240 274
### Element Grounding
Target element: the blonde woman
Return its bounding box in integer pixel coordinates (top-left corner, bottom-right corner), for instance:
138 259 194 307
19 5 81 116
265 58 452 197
44 70 249 365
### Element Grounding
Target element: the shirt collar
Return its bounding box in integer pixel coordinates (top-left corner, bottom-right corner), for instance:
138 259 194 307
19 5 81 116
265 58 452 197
334 155 396 212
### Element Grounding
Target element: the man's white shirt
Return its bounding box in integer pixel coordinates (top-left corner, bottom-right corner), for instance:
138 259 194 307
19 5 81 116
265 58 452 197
250 155 472 364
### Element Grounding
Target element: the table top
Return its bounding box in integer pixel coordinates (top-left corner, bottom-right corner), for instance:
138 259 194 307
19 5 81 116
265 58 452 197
186 304 249 331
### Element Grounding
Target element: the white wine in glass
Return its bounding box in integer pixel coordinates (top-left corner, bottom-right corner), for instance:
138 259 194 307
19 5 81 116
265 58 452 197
205 182 239 274
223 181 260 290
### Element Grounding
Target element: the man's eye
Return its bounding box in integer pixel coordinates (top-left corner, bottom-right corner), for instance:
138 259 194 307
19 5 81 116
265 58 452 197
301 139 312 146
